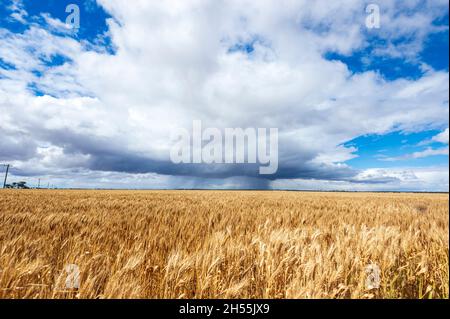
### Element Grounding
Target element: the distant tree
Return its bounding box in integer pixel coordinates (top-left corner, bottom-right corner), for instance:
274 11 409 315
9 181 30 189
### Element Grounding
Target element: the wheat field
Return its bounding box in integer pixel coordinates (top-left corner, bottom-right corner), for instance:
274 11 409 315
0 190 448 299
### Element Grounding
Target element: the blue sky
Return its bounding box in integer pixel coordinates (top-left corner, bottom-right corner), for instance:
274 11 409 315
331 17 449 173
0 1 448 191
344 130 448 169
0 0 111 40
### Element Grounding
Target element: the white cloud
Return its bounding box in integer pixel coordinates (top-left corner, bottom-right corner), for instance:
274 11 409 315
417 128 449 146
8 0 28 24
381 146 449 161
272 166 449 192
432 128 449 144
410 147 449 158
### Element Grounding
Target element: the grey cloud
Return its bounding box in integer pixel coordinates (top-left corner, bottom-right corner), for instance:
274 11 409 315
0 128 37 161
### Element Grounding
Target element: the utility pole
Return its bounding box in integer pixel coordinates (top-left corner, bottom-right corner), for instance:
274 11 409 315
37 178 40 189
2 164 10 189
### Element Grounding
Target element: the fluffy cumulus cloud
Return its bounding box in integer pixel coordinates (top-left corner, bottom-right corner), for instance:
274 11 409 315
0 0 448 191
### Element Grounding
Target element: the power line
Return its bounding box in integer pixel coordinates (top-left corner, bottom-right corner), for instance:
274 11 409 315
1 164 10 189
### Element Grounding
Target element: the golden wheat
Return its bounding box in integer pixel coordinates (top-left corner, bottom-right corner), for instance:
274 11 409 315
0 190 448 299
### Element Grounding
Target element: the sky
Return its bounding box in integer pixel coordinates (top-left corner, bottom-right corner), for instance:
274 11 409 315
0 0 448 191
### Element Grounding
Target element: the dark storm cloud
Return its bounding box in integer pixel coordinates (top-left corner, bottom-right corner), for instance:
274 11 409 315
0 124 364 187
1 121 406 189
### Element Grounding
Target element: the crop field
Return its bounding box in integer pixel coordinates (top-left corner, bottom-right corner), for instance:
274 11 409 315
0 190 448 299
